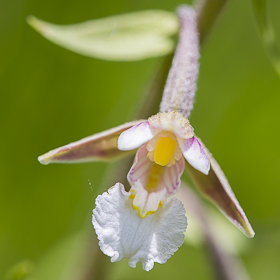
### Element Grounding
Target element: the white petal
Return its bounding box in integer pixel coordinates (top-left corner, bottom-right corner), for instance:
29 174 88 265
178 136 210 175
118 121 159 151
92 183 187 271
130 180 167 217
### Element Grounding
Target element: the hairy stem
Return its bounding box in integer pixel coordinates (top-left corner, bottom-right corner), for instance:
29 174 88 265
160 6 199 118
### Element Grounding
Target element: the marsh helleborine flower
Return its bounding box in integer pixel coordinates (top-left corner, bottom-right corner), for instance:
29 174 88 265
38 6 254 272
118 111 209 218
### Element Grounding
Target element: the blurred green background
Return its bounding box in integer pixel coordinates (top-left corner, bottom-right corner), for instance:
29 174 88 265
1 0 280 279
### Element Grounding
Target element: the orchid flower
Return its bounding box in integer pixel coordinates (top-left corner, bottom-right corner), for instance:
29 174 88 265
117 111 209 218
38 6 254 271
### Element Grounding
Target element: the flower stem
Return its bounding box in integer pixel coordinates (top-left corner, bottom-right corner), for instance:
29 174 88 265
178 184 250 280
159 1 229 118
160 6 199 118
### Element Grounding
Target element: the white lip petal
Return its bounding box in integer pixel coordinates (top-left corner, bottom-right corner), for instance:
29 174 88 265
118 121 159 151
178 136 210 175
92 183 187 271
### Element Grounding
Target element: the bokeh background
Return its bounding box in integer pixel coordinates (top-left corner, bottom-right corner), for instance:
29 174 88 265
1 0 280 279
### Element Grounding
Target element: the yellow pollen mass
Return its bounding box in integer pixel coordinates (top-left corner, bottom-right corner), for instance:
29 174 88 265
147 164 163 190
154 137 176 166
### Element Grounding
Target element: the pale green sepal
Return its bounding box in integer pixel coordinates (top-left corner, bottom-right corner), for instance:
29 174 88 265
38 120 143 165
27 10 179 61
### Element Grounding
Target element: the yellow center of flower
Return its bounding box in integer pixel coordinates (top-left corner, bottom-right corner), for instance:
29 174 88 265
146 164 163 190
154 137 177 166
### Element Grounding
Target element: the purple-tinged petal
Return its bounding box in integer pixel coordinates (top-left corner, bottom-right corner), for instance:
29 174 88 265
127 146 185 217
126 143 185 217
127 144 154 187
158 156 185 195
128 144 184 197
185 138 255 238
38 120 143 165
118 121 160 151
178 136 210 175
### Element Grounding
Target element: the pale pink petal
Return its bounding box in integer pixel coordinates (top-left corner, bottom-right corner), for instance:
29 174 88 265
128 144 185 195
158 156 185 195
118 121 160 151
178 136 210 175
127 145 165 217
127 144 154 187
184 138 255 238
127 144 185 216
38 120 144 165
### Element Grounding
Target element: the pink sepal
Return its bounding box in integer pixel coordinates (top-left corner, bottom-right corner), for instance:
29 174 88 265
38 120 144 165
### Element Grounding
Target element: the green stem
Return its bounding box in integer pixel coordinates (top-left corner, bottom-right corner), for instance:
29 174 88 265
194 0 229 45
179 184 250 280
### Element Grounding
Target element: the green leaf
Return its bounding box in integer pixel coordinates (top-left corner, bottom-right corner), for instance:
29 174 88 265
251 0 280 75
26 10 179 61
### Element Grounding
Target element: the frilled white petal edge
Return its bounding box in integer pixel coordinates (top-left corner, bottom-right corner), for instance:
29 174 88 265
92 183 187 271
118 121 160 151
178 136 210 175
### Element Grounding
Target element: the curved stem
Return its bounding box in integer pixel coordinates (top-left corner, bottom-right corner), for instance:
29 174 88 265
178 184 250 280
